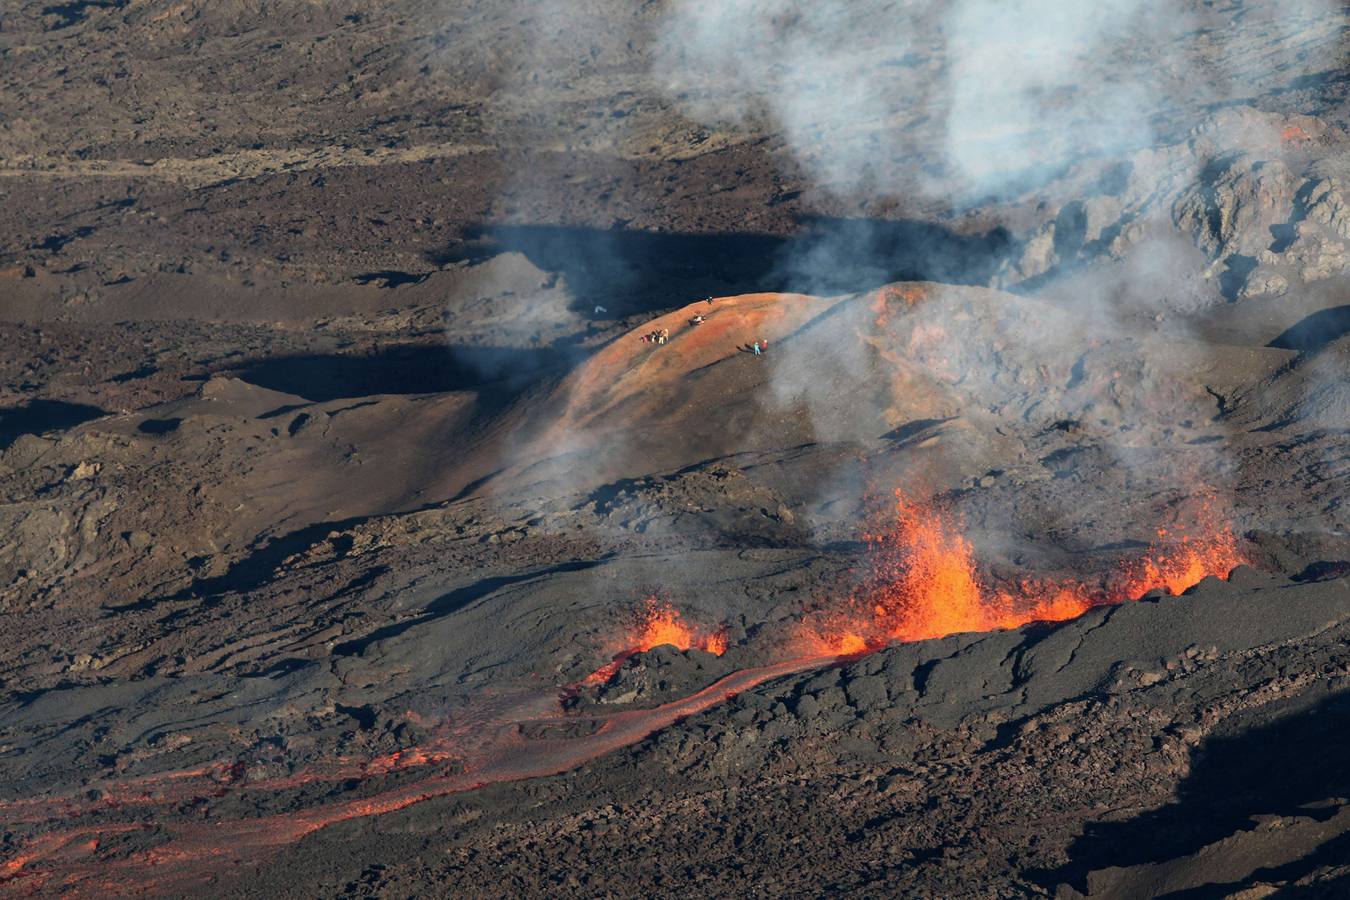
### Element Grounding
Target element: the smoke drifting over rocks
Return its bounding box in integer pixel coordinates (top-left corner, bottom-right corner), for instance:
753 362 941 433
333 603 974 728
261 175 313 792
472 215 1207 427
653 0 1350 316
655 0 1344 200
640 0 1350 556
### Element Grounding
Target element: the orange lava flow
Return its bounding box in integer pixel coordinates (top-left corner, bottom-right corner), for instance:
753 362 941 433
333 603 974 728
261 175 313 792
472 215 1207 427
803 489 1244 655
1 491 1246 893
3 655 840 896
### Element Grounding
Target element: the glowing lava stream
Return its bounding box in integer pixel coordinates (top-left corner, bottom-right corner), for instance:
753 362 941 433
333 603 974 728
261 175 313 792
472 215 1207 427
3 654 843 895
2 494 1245 892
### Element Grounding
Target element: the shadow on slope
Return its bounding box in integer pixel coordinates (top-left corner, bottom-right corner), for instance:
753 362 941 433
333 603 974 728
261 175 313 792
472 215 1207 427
434 217 1012 318
0 399 106 449
1268 305 1350 354
1044 687 1350 895
233 344 573 403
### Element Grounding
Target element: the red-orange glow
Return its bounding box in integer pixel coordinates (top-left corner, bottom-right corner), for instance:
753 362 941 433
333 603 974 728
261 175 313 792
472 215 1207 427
2 655 841 896
871 285 928 330
580 599 729 687
799 623 870 657
635 601 698 651
847 492 1093 646
702 629 729 656
801 489 1244 653
630 598 728 655
581 658 628 687
1 486 1249 894
363 746 454 777
1114 520 1245 599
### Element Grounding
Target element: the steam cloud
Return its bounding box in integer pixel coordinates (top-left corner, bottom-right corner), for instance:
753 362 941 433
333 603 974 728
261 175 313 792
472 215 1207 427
653 0 1343 200
455 0 1346 560
649 0 1346 549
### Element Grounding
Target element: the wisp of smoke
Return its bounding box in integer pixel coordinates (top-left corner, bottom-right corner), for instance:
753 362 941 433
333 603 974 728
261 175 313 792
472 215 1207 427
654 0 1344 201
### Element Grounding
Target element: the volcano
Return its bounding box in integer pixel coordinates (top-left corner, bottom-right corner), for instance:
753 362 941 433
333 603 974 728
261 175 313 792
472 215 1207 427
3 0 1350 897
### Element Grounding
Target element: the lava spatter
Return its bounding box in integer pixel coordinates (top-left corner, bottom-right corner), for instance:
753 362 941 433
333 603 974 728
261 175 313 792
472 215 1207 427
581 598 728 686
1113 506 1246 600
2 495 1248 892
802 489 1245 654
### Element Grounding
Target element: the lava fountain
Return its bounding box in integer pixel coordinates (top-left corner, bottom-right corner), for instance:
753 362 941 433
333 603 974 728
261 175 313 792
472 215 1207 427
2 493 1246 892
1113 514 1247 600
803 489 1245 655
631 597 729 656
582 598 728 686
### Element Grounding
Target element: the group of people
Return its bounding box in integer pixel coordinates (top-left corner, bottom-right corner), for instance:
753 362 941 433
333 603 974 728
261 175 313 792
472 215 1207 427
635 296 768 357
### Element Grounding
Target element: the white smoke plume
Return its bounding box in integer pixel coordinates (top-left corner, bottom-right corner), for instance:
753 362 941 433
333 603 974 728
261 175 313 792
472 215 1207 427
651 0 1348 551
653 0 1345 201
447 0 1348 559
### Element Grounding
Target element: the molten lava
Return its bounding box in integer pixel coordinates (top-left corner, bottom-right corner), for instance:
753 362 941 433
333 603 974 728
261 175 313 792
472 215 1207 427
633 598 727 654
2 654 837 896
582 599 728 686
1115 521 1246 598
804 489 1244 655
1281 123 1311 143
3 490 1247 893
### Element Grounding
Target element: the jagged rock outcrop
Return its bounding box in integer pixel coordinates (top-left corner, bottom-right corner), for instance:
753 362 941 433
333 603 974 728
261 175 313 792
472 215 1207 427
997 108 1350 302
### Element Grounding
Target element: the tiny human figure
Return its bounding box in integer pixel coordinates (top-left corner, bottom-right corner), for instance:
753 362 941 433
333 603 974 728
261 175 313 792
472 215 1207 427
752 341 761 355
706 296 714 305
690 314 706 326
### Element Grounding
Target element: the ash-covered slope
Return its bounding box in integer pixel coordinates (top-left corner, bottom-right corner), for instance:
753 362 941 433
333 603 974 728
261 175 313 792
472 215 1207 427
226 568 1350 898
1 271 1345 895
509 280 1292 498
